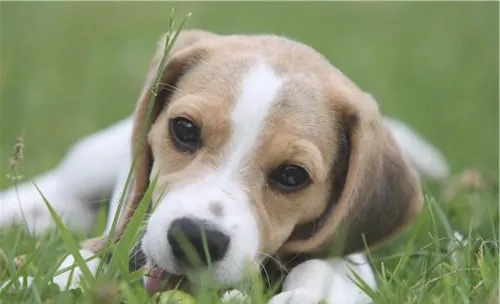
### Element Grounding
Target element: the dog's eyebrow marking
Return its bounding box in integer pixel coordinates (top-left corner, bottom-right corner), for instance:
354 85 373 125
219 60 283 178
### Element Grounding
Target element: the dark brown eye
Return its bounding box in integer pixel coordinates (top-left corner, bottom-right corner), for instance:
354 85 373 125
269 164 311 192
169 117 201 152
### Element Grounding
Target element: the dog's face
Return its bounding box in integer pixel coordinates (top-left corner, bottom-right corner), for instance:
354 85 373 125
142 43 343 286
85 30 423 291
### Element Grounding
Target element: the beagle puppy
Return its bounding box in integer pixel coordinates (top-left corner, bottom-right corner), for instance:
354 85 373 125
0 29 450 303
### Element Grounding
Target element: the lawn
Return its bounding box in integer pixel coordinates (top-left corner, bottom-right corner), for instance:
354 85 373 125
0 2 498 304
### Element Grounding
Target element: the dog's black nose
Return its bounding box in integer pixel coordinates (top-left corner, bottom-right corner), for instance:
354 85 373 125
167 217 230 266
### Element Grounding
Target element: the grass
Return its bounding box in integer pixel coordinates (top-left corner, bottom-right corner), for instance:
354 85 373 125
0 2 498 304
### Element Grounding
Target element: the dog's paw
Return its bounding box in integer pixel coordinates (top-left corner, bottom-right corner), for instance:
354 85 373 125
0 276 34 292
0 175 94 235
268 289 325 304
0 180 55 234
52 249 101 291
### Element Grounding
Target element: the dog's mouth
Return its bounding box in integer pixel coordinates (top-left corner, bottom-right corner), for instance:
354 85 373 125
143 265 184 294
139 257 288 296
143 266 167 294
132 236 281 295
143 264 236 296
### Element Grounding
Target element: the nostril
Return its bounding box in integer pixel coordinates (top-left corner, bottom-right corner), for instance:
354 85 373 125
204 228 230 262
168 218 201 264
167 217 230 266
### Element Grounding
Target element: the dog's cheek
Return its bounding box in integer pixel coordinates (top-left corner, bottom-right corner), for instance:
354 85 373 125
259 184 331 253
251 191 292 254
151 166 208 206
298 183 332 221
244 189 271 252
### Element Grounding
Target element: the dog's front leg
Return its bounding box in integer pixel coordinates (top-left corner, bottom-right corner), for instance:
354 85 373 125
268 254 376 304
0 117 133 235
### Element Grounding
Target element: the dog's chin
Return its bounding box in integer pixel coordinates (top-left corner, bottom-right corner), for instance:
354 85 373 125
183 264 254 289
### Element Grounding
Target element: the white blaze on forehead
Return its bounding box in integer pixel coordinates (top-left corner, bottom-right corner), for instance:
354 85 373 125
143 61 280 285
221 60 284 177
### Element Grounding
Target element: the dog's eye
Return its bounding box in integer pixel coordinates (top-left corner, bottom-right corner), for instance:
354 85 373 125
269 164 311 192
170 117 201 152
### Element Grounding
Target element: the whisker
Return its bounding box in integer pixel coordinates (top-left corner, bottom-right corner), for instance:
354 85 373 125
257 251 287 272
258 260 272 288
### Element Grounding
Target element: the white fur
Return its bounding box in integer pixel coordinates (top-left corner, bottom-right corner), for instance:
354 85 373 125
0 171 93 234
142 60 283 287
0 117 132 235
268 254 375 304
225 60 284 176
52 249 101 290
0 276 33 292
0 249 100 292
383 117 449 180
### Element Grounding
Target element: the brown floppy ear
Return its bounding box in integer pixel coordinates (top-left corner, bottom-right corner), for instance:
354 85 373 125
82 30 217 253
283 91 424 255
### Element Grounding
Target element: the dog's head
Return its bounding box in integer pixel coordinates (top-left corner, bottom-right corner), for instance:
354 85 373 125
85 29 423 291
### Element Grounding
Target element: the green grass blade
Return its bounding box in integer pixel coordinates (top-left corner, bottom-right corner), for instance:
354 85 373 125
109 176 159 281
95 12 192 280
34 183 96 288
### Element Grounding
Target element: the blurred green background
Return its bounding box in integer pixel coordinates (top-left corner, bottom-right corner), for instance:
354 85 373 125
0 2 498 185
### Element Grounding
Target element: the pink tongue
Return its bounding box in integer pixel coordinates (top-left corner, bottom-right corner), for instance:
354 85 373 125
144 267 168 294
